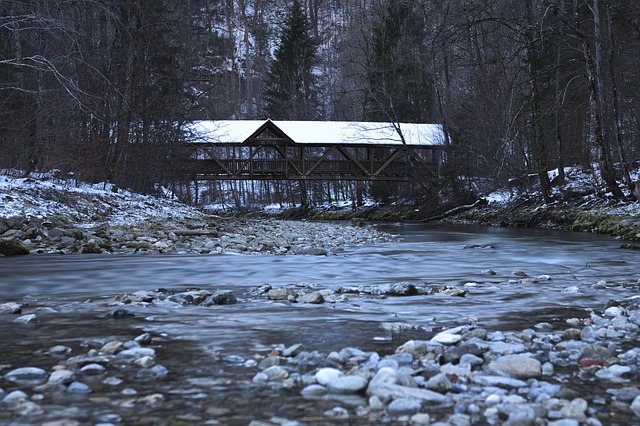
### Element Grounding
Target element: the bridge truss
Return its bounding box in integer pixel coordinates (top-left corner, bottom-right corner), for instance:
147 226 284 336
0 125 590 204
173 120 444 182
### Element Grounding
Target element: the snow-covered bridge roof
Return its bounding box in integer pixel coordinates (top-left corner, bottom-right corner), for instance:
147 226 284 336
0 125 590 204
184 120 445 146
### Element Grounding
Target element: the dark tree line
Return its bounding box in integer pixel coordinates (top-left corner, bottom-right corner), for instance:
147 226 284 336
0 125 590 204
1 0 639 203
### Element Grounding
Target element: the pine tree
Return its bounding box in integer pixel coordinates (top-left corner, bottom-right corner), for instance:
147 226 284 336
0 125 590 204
366 0 434 123
262 0 319 120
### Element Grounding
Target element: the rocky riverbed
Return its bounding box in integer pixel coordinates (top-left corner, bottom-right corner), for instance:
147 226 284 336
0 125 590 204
0 172 392 256
3 281 640 425
0 215 392 256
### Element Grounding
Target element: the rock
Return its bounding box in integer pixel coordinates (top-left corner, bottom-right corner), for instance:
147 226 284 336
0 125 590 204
267 287 298 301
67 381 92 394
630 394 640 415
0 238 30 256
410 413 432 425
488 341 526 355
615 386 640 402
426 373 452 392
301 384 328 397
431 326 466 345
48 369 75 385
472 375 528 389
367 367 447 403
326 375 368 394
79 363 107 376
116 347 155 362
261 365 289 381
105 308 135 319
2 390 29 405
594 364 632 380
300 291 324 304
47 345 72 356
445 342 485 363
0 302 22 314
488 355 542 379
315 367 343 385
281 343 303 358
205 290 238 305
4 367 48 385
100 340 124 355
135 364 168 381
386 283 420 296
134 332 153 345
580 344 614 363
560 398 588 421
387 397 422 414
13 313 36 323
460 353 484 367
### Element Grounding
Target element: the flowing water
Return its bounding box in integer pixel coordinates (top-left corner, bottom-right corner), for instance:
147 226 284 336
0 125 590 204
0 223 638 424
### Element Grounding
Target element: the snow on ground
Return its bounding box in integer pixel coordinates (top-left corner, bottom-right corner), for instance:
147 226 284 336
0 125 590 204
481 165 640 215
0 171 204 227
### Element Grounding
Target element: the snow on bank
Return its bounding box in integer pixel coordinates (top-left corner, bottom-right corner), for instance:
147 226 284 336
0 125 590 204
0 171 204 227
482 166 640 214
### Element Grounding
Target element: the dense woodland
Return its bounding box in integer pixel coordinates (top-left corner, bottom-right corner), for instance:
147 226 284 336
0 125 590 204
1 0 640 207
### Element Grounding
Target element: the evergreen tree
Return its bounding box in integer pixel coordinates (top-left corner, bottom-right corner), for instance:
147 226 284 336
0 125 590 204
366 0 434 123
262 0 319 120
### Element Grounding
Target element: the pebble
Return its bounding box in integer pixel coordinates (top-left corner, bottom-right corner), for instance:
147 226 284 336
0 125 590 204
66 381 91 394
488 355 542 379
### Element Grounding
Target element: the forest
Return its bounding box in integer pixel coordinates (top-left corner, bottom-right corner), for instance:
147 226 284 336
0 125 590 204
1 0 639 207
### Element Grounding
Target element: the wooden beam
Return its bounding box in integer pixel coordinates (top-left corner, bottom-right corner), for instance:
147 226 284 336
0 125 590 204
305 147 335 176
373 147 403 176
336 146 370 175
274 145 303 176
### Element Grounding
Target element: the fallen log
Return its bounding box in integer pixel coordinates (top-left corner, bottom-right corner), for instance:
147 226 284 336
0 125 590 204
422 198 488 222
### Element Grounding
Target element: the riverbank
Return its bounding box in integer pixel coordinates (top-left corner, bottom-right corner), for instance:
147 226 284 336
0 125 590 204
0 172 391 256
275 167 640 243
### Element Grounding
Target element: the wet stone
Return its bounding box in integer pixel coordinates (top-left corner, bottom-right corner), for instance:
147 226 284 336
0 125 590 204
66 381 91 394
301 384 328 397
79 363 107 376
387 397 422 414
326 375 368 394
116 347 155 362
48 369 75 384
0 302 22 314
4 366 48 385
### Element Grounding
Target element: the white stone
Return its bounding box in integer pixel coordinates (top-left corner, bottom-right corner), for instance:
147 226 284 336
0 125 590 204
315 367 343 386
367 367 446 403
14 314 36 323
48 369 75 384
560 398 588 421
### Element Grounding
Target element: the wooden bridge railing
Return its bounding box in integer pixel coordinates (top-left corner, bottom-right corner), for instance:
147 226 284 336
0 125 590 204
172 143 442 182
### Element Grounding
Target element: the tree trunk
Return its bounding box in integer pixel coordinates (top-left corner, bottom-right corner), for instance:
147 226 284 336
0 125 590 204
525 0 552 203
576 4 624 197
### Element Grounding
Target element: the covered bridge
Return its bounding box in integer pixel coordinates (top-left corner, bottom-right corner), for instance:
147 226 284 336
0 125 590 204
175 119 446 182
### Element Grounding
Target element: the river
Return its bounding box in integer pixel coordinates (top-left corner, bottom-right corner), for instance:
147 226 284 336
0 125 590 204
0 223 638 425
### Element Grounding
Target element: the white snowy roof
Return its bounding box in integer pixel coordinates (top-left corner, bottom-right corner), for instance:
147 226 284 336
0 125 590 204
184 120 445 146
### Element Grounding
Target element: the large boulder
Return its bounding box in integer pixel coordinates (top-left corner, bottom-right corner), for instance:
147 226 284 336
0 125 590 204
0 238 29 256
